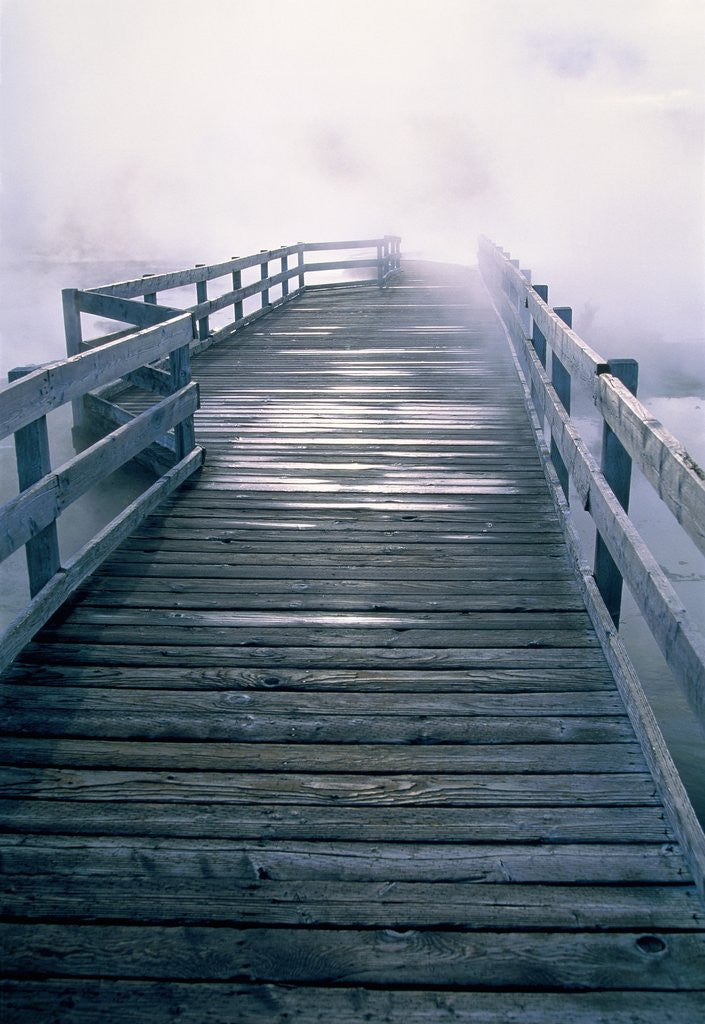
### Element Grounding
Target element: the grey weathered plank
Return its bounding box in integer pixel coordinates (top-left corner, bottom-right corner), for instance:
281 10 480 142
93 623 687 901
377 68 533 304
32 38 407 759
0 801 674 842
1 982 702 1024
0 738 646 774
12 641 632 671
0 766 659 806
34 623 601 650
3 662 615 691
3 923 705 987
2 878 699 929
0 835 686 882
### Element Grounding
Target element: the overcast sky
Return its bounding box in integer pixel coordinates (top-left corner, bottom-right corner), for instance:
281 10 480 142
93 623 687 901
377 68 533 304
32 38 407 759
1 0 703 348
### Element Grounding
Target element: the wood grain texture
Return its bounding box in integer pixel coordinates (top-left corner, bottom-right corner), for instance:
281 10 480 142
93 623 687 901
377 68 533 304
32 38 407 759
2 981 703 1024
1 258 703 1018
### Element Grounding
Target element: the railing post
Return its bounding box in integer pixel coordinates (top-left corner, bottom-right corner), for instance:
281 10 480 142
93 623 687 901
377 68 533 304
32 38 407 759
195 265 209 341
377 241 384 288
168 341 197 460
231 259 243 323
297 244 305 291
8 366 62 597
143 273 157 305
594 359 639 626
550 306 572 501
260 250 270 309
531 285 548 367
281 250 289 299
519 269 531 336
62 288 87 428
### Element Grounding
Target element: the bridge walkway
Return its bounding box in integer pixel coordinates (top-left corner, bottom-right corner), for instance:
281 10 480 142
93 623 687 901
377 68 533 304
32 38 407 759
1 261 704 1020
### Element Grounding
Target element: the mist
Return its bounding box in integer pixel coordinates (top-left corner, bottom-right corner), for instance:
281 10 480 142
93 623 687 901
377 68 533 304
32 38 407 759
0 0 704 816
1 0 703 364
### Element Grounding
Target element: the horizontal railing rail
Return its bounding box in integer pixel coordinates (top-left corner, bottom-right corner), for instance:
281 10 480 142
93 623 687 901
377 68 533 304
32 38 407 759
70 235 402 345
0 314 204 674
62 236 401 432
0 234 400 675
478 236 705 732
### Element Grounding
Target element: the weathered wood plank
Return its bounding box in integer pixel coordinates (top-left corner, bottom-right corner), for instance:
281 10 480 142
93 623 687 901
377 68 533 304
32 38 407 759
0 766 659 805
88 247 301 299
34 622 601 650
3 923 704 987
0 800 674 842
0 685 627 721
2 878 699 929
13 641 627 671
0 738 647 774
75 290 179 328
0 835 685 882
4 662 615 691
1 982 702 1024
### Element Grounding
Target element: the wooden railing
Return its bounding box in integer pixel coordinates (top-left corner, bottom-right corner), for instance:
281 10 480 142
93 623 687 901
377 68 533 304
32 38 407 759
63 236 401 435
0 314 203 673
0 235 400 673
479 236 705 733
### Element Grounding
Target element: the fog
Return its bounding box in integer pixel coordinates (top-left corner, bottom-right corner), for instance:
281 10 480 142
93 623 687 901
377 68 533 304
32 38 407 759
1 0 704 363
1 0 705 815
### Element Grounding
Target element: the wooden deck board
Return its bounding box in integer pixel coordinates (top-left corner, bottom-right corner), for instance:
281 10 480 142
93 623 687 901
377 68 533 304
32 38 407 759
2 261 703 1018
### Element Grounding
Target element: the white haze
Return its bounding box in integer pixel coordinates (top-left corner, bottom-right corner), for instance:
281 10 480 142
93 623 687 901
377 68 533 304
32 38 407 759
0 0 704 367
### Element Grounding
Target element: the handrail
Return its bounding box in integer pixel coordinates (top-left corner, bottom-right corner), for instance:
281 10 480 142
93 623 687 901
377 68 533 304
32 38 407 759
62 236 401 429
0 315 204 674
0 234 401 675
478 236 705 732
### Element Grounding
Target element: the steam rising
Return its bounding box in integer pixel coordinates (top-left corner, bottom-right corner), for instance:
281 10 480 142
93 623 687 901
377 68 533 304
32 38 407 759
1 0 703 355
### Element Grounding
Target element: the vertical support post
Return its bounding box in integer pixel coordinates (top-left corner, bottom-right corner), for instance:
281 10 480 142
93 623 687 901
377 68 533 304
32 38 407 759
377 241 384 288
550 306 572 501
281 251 289 299
519 268 532 337
529 283 548 422
594 359 639 626
143 273 157 305
297 244 305 291
62 288 87 428
8 366 62 597
195 265 209 341
383 236 391 281
169 343 197 460
260 251 270 309
231 259 243 323
531 285 548 367
508 260 520 311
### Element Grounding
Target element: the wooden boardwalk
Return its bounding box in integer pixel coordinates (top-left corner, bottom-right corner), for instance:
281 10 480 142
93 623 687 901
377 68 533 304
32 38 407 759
1 261 704 1021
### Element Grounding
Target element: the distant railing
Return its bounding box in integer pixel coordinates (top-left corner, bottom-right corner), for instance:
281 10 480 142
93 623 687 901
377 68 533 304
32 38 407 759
63 236 401 436
479 236 705 733
0 235 401 672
